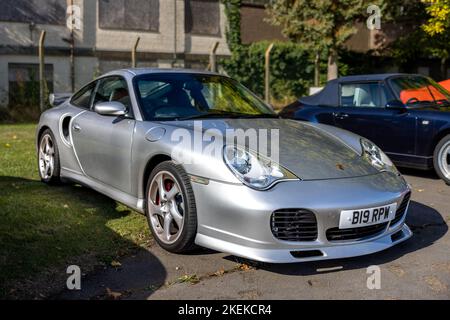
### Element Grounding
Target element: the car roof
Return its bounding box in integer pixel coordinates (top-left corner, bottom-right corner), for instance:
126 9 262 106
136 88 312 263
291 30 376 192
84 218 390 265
298 73 427 107
103 68 222 78
336 73 425 82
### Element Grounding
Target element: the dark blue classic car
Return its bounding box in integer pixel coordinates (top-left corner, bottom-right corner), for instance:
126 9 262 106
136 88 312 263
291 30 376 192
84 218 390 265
280 74 450 184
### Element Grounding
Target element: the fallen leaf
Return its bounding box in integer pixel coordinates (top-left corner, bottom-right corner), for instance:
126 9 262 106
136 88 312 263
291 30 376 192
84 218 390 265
237 263 251 271
110 260 122 267
214 268 225 276
176 274 200 284
105 287 122 300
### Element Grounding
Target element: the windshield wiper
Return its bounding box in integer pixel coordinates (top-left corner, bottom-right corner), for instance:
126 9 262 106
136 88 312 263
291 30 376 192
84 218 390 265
407 100 434 108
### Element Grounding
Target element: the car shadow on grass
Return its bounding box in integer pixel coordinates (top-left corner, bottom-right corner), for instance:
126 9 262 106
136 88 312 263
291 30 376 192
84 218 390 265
0 176 167 300
227 201 448 276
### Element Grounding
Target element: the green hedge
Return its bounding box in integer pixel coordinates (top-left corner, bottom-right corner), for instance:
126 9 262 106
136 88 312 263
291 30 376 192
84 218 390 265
221 41 315 106
221 42 394 106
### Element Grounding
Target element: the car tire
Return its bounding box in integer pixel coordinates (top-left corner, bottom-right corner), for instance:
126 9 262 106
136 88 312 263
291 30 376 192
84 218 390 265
38 129 61 184
145 161 198 253
433 134 450 185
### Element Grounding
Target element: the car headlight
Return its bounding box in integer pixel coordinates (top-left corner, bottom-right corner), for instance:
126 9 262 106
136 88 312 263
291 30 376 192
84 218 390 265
223 145 298 190
361 138 398 174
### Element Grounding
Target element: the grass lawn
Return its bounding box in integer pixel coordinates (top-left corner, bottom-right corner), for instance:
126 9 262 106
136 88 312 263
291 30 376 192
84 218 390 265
0 124 151 299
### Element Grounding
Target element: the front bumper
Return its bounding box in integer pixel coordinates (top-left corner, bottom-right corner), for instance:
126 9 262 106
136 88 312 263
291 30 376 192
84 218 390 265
191 172 412 263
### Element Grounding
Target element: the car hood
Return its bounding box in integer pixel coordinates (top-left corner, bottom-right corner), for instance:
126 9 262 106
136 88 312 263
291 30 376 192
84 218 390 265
165 118 379 180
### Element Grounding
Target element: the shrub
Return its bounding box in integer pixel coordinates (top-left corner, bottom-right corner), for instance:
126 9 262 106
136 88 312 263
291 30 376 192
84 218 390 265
221 41 315 107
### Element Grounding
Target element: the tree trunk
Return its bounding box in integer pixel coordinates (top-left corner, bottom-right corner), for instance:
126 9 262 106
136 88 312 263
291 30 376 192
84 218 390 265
327 49 338 81
314 52 320 86
441 57 447 80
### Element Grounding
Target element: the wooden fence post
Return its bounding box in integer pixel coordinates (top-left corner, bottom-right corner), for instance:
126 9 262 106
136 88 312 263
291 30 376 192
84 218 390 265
132 37 141 68
265 43 274 104
39 30 46 112
209 41 220 72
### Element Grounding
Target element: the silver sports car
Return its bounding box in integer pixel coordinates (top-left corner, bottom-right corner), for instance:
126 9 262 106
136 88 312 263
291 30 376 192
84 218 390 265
36 68 412 263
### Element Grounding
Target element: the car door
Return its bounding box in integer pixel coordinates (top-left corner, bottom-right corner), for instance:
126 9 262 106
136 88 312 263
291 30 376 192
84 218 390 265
333 81 417 157
70 76 135 194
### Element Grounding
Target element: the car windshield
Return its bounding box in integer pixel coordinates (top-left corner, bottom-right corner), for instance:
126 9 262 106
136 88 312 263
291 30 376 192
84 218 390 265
389 76 450 106
133 73 276 121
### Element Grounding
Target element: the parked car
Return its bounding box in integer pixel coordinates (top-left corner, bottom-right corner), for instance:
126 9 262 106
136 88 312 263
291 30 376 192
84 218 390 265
438 79 450 92
37 69 411 263
281 73 450 185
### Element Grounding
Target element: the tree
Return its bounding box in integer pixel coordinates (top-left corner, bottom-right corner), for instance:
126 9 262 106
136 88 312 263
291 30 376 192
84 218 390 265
423 0 450 36
267 0 377 81
382 0 450 79
423 0 450 78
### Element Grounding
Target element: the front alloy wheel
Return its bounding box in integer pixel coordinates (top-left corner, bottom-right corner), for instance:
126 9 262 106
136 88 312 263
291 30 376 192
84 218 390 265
145 161 197 253
38 129 61 184
148 171 185 244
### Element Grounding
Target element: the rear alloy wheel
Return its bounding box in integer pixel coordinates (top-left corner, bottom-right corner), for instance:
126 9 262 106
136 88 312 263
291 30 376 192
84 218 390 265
145 161 197 253
434 134 450 185
38 129 61 184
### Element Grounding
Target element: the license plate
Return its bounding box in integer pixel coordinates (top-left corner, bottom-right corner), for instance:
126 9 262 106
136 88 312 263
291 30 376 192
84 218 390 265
339 203 397 229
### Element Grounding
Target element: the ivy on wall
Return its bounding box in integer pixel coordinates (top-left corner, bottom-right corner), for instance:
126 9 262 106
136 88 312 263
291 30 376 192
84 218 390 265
222 0 242 51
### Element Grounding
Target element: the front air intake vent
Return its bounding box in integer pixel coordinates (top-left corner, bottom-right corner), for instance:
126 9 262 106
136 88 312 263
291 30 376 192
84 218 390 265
271 209 318 242
391 192 411 226
326 222 389 242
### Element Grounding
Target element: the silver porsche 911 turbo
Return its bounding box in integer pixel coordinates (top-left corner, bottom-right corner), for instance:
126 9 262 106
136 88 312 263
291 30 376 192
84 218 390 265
36 68 412 263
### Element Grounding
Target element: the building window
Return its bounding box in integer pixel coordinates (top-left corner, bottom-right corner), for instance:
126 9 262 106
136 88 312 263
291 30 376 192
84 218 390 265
8 63 53 108
185 0 220 36
99 0 159 32
0 0 65 25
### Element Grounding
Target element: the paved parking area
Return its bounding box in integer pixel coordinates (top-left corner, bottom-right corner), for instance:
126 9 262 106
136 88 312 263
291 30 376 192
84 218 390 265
59 168 450 300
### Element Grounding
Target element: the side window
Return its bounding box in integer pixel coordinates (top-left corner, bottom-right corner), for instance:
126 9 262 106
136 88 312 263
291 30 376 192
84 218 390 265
71 83 95 109
340 83 386 108
93 77 131 110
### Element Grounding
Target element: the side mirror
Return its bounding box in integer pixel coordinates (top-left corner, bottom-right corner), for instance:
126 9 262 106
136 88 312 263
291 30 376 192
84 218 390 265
94 101 127 116
385 100 405 109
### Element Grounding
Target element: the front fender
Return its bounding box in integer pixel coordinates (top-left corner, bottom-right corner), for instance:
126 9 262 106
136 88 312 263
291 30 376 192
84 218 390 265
132 121 241 199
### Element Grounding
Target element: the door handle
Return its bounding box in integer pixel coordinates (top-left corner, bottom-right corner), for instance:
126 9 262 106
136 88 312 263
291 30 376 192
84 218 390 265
72 123 81 132
333 112 349 119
